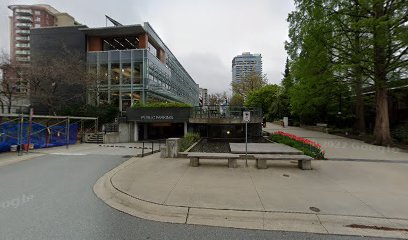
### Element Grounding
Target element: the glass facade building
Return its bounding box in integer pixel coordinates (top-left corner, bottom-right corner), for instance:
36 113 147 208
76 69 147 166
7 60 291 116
84 23 199 113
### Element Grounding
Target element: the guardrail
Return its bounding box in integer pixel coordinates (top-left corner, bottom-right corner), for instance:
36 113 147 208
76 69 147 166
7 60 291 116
191 106 262 119
139 139 167 157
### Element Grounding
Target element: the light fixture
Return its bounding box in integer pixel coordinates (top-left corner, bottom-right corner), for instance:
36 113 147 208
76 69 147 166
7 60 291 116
226 130 230 135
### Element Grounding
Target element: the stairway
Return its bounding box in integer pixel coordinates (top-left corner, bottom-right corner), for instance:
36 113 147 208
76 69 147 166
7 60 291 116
85 132 104 144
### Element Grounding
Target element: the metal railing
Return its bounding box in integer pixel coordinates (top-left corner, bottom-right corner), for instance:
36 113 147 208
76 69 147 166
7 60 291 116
139 139 166 157
102 123 118 132
191 105 262 119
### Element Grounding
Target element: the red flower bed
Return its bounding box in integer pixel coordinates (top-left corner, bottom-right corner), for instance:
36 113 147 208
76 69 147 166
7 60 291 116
271 131 325 159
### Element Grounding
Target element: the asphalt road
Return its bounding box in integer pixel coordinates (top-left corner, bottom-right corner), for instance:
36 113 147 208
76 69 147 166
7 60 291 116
0 154 391 240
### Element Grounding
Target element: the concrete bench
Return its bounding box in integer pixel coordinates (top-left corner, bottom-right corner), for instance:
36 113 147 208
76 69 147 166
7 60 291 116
187 153 240 168
253 154 314 170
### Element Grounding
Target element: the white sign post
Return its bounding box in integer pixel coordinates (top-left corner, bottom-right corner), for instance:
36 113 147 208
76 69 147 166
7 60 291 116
243 111 250 167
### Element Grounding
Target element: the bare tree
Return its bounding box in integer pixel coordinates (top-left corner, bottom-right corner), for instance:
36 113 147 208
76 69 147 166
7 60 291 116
208 92 227 105
231 71 267 99
26 50 96 114
0 52 23 113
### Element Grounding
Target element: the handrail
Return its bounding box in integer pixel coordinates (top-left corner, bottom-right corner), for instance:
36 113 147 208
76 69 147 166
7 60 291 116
191 105 262 119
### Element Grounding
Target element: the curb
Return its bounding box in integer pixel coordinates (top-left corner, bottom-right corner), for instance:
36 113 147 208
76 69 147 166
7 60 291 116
0 153 44 168
93 157 188 223
94 157 408 239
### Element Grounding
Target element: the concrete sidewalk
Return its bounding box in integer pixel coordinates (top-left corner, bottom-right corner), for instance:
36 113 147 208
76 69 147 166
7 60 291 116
95 153 408 239
264 123 408 162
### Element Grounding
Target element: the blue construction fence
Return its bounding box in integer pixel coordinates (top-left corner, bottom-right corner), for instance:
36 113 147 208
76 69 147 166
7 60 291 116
0 122 78 152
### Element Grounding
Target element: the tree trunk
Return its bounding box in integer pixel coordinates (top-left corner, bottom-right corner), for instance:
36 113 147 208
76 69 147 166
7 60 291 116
352 34 365 134
373 1 392 145
354 79 366 134
374 86 392 145
7 94 12 114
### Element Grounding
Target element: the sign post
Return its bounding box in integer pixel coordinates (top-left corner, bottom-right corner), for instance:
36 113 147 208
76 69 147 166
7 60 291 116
243 111 250 167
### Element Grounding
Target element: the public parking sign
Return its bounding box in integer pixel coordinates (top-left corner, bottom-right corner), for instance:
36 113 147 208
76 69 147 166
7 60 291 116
243 111 251 122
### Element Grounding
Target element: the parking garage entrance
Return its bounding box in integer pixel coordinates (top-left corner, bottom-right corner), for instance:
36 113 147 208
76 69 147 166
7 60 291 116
127 107 190 141
137 122 185 140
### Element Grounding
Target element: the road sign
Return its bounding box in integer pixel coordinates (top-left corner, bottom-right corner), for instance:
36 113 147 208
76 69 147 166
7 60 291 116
243 111 250 122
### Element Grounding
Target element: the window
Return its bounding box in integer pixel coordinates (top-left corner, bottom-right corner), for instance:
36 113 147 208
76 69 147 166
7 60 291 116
34 23 41 28
35 17 41 22
35 10 41 15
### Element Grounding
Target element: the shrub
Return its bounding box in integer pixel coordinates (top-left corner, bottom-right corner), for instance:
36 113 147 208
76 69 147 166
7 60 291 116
132 101 192 108
392 123 408 144
180 132 200 152
270 131 325 159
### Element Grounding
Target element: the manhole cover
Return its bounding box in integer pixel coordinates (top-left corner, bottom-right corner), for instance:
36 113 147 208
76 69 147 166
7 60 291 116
309 206 320 212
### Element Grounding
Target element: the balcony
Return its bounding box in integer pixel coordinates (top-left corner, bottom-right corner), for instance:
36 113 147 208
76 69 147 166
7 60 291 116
15 29 30 35
15 9 33 15
16 57 30 62
16 23 32 28
16 36 30 41
15 50 30 55
16 16 33 22
15 43 30 48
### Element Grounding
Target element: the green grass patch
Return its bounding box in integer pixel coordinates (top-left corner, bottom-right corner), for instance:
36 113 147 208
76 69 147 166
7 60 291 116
132 101 192 108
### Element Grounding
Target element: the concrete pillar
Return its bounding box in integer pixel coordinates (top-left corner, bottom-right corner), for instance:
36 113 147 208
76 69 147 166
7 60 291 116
184 122 188 137
134 122 139 142
190 157 199 167
143 124 148 140
160 146 167 158
228 159 238 168
166 138 180 158
158 49 166 63
298 160 312 170
138 33 148 49
256 159 268 169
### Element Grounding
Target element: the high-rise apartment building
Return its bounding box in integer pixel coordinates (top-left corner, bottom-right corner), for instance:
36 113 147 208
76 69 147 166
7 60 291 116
199 88 209 106
8 4 79 64
232 52 262 84
3 4 79 113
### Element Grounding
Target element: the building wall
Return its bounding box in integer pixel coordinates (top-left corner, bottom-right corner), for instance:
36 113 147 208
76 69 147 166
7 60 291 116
87 48 199 112
9 4 78 64
84 23 199 112
55 13 76 26
30 26 86 61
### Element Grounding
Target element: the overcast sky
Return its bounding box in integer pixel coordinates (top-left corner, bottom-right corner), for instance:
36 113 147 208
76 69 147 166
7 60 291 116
0 0 294 94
